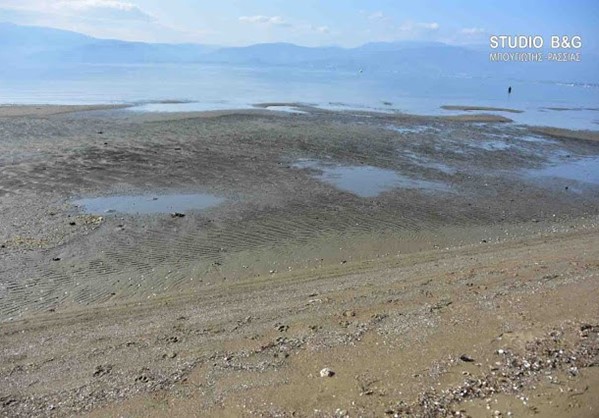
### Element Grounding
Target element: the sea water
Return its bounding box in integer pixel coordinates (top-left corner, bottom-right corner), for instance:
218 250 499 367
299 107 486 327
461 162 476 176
0 63 597 130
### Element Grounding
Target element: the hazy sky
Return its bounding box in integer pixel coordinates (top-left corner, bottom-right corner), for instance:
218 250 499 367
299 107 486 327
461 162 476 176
0 0 597 48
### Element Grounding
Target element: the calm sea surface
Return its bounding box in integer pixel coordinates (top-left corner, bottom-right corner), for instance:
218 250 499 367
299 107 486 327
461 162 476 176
1 63 597 130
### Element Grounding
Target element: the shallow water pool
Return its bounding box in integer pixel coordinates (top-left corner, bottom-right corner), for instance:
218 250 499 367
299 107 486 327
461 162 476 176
73 193 225 215
294 159 449 197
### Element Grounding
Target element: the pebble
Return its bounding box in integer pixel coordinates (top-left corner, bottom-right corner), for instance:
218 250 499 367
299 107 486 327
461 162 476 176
334 409 349 417
459 354 475 362
320 367 335 378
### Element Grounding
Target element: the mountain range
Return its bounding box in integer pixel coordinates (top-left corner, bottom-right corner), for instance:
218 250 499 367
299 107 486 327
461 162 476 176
1 22 597 83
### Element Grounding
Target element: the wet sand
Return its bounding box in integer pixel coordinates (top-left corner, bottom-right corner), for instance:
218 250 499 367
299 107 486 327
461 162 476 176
0 104 129 118
438 114 513 123
528 126 599 143
1 105 599 417
441 105 523 114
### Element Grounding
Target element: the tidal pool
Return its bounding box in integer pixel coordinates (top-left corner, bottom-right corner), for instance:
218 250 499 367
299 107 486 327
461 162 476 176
127 101 253 113
525 156 599 186
73 193 225 215
294 160 449 197
264 105 307 114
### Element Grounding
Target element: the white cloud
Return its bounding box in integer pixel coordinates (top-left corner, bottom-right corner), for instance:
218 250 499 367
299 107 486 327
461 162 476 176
460 27 485 35
368 11 386 21
238 15 330 34
238 15 289 27
54 0 153 21
311 25 330 34
397 21 439 32
0 0 153 22
0 0 205 42
418 22 439 30
55 0 138 11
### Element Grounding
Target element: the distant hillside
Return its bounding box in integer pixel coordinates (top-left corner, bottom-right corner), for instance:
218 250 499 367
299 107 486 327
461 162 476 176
204 42 347 65
0 22 215 65
34 40 217 64
1 22 597 83
0 22 93 60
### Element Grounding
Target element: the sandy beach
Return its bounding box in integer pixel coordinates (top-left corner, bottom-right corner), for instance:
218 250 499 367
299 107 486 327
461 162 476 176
1 105 598 417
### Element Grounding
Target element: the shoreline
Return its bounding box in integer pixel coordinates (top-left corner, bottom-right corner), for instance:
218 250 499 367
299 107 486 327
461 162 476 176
0 104 130 118
1 104 598 416
1 103 598 136
440 105 524 113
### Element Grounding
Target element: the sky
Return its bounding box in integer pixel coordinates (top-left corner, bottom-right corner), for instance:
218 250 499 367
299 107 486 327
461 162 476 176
0 0 597 49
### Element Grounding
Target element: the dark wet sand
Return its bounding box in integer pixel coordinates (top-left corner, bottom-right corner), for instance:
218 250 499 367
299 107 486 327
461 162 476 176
0 104 129 118
529 126 599 143
439 113 513 122
441 105 523 114
1 105 599 417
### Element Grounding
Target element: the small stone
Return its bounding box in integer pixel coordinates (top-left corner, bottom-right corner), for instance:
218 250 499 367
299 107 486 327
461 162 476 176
320 367 335 378
459 354 475 362
171 212 185 218
343 310 356 317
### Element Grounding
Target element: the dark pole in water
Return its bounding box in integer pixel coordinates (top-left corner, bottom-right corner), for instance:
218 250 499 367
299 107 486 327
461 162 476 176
508 86 512 94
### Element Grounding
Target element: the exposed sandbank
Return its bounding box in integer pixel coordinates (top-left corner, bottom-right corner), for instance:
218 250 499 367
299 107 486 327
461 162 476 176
441 105 523 113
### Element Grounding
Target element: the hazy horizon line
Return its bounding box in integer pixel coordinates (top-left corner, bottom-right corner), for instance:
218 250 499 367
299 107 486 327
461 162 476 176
1 21 490 50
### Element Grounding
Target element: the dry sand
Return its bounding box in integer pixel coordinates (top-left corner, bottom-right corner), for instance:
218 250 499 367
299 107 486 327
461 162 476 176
1 105 598 417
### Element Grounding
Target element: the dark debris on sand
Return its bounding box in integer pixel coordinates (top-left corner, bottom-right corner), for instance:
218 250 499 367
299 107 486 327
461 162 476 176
385 323 599 418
